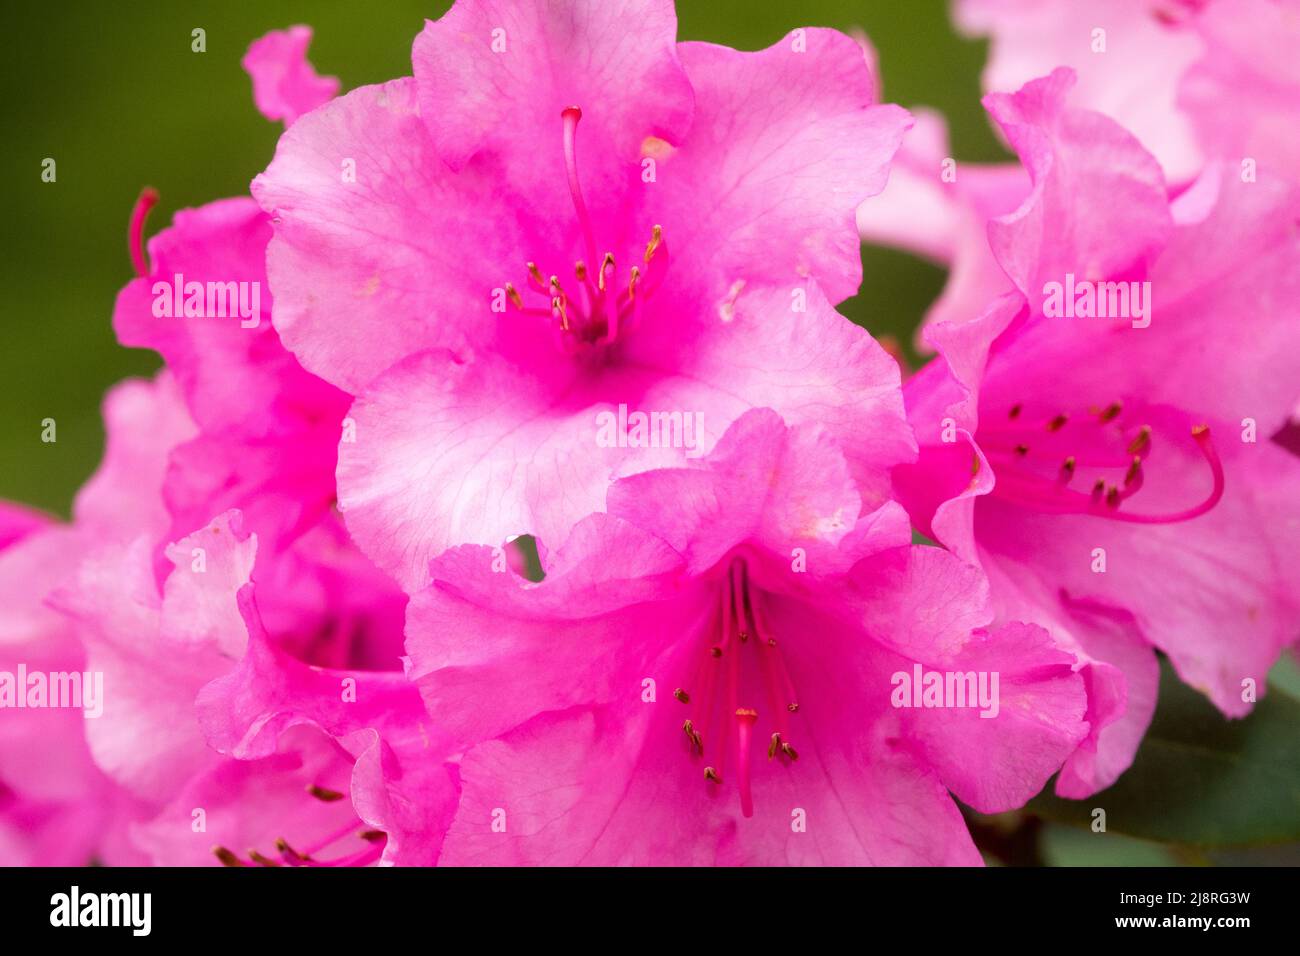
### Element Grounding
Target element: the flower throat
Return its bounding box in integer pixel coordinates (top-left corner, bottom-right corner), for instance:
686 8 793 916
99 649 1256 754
674 558 801 819
503 107 668 350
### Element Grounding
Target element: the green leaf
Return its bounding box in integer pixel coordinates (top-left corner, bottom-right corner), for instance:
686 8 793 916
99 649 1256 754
1028 657 1300 847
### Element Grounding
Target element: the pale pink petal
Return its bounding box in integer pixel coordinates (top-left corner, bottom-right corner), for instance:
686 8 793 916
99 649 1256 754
72 373 196 544
130 726 359 866
1180 0 1300 176
957 0 1205 181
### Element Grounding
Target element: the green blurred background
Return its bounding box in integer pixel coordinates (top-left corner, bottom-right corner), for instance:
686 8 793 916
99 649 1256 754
2 0 1295 866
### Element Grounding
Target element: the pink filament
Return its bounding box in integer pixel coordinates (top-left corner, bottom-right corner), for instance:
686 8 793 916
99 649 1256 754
128 187 159 277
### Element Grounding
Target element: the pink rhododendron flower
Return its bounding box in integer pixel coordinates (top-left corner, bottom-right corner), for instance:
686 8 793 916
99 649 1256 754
252 0 915 591
404 410 1087 864
893 69 1300 796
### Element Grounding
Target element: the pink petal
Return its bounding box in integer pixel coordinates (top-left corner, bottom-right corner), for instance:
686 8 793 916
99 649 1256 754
1180 0 1300 176
984 68 1173 304
252 79 534 393
654 30 910 305
957 0 1205 181
72 373 196 545
339 284 911 591
197 589 456 865
607 408 866 577
241 25 339 127
130 726 359 866
405 512 690 749
412 0 694 171
113 197 348 437
897 620 1088 813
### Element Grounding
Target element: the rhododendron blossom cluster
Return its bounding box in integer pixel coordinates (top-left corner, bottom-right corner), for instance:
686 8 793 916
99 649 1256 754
2 0 1296 868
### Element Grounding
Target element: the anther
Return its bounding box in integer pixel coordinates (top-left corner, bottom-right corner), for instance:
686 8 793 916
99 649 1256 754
1100 401 1123 423
1091 479 1106 502
704 767 722 783
787 703 799 713
248 849 282 867
1015 444 1029 456
526 262 543 284
1048 414 1068 432
1127 425 1152 455
213 846 245 867
275 838 310 865
709 645 723 658
1106 485 1121 508
1124 455 1142 485
504 282 523 309
1009 403 1022 419
359 830 387 843
628 265 641 299
307 784 345 802
768 732 782 760
645 224 663 262
781 742 799 761
574 260 587 282
673 687 690 704
1059 456 1076 483
598 252 615 292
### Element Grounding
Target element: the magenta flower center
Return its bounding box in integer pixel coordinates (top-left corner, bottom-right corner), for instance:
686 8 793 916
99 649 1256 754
980 400 1225 523
503 107 669 351
674 557 801 819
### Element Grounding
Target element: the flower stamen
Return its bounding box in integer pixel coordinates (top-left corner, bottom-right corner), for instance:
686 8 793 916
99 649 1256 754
983 402 1225 524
